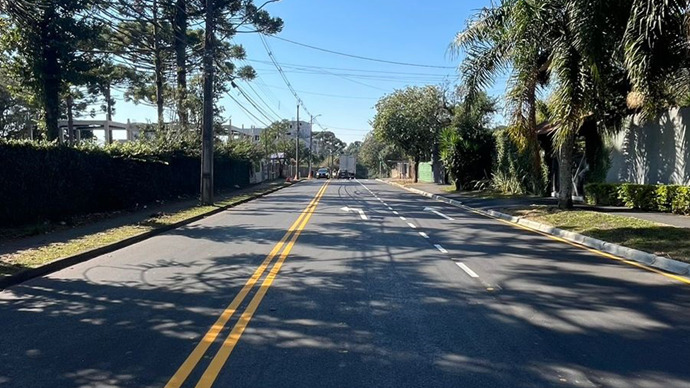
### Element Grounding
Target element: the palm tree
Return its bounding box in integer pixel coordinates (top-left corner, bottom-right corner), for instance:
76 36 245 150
453 0 690 209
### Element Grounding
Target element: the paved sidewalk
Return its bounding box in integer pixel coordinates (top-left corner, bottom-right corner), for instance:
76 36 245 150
394 181 690 229
0 180 288 257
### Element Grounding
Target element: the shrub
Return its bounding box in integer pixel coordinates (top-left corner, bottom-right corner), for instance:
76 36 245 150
671 187 690 215
655 185 681 213
584 183 624 206
0 140 250 226
618 184 658 210
492 129 547 195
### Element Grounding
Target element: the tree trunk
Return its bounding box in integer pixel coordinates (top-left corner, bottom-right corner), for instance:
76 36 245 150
105 84 113 121
41 7 60 142
432 138 442 184
174 0 188 129
413 155 420 183
527 83 543 193
66 95 74 146
153 0 165 129
557 129 576 209
455 179 461 191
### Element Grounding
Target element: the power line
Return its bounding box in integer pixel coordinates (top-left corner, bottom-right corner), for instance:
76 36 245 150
267 35 457 70
259 34 325 130
247 59 454 77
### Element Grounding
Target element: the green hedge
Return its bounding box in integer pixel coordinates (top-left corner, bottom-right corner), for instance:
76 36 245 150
0 141 250 226
584 182 690 214
584 183 624 206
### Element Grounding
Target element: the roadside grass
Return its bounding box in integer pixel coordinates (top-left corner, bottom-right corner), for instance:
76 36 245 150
502 206 690 263
0 186 281 277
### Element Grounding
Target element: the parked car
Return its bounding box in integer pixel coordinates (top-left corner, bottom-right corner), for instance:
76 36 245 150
316 168 330 179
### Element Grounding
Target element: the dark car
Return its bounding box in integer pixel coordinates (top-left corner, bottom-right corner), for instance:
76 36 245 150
316 168 329 179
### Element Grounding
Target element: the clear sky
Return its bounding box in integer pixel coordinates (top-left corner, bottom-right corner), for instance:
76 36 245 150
110 0 503 144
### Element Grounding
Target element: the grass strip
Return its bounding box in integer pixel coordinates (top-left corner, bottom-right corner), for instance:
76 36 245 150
502 206 690 263
1 185 283 276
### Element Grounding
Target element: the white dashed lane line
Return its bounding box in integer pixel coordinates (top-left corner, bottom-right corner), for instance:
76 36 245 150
419 232 429 239
407 222 417 229
456 262 479 278
434 244 448 254
399 216 407 221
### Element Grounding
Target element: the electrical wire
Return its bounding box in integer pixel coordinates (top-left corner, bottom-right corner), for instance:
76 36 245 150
267 35 456 69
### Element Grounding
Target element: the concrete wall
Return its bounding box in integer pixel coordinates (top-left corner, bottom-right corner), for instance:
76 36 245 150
607 107 690 185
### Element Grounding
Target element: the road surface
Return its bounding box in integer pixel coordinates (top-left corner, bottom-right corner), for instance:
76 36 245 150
1 179 689 388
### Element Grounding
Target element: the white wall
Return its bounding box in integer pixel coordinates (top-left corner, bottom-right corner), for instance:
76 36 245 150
607 107 690 184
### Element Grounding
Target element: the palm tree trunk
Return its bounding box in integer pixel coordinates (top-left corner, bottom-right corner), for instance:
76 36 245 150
557 129 576 209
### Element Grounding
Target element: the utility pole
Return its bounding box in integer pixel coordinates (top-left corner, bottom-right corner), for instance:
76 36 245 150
308 114 313 178
295 104 300 179
200 0 215 205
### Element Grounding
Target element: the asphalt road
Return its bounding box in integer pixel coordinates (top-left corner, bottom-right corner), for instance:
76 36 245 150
1 179 690 388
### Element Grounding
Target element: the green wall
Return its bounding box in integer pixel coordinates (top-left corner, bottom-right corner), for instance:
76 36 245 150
418 162 433 183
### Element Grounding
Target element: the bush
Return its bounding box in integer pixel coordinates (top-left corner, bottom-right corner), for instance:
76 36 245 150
618 184 658 210
492 129 547 195
655 185 681 212
672 187 690 215
584 183 624 206
0 140 250 226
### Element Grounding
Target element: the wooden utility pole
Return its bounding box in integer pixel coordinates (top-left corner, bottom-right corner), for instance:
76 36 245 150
200 0 215 205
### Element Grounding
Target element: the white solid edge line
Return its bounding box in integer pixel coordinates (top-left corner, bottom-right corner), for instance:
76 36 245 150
456 262 479 278
434 244 448 254
419 232 429 239
407 222 417 229
433 210 454 221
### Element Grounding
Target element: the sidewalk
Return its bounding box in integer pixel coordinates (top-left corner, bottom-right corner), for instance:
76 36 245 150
394 181 690 229
0 180 288 258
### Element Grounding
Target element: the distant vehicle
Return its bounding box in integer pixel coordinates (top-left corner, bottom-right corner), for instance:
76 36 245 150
316 168 330 179
339 155 356 179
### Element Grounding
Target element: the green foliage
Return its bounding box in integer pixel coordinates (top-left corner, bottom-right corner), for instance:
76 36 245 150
440 91 496 190
454 0 690 208
618 184 658 210
584 183 625 206
0 139 250 226
358 131 402 178
372 85 445 167
492 128 547 195
584 183 690 214
656 185 681 213
671 187 690 215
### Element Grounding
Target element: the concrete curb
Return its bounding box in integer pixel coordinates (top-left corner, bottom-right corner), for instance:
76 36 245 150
0 181 297 290
377 179 690 276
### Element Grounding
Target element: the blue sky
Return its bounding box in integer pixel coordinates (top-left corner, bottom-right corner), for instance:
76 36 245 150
111 0 503 144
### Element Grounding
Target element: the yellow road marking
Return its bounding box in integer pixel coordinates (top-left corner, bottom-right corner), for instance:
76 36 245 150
463 206 690 285
164 182 329 388
194 181 328 388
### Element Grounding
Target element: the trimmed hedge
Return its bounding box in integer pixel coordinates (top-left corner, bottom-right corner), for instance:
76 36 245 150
0 141 250 226
584 183 624 206
584 182 690 214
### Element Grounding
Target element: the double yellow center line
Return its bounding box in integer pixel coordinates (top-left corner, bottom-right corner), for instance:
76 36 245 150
165 182 329 388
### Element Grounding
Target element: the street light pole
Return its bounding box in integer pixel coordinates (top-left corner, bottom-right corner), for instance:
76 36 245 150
308 114 321 178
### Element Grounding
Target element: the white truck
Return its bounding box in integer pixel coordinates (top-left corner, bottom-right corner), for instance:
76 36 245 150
338 155 356 179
